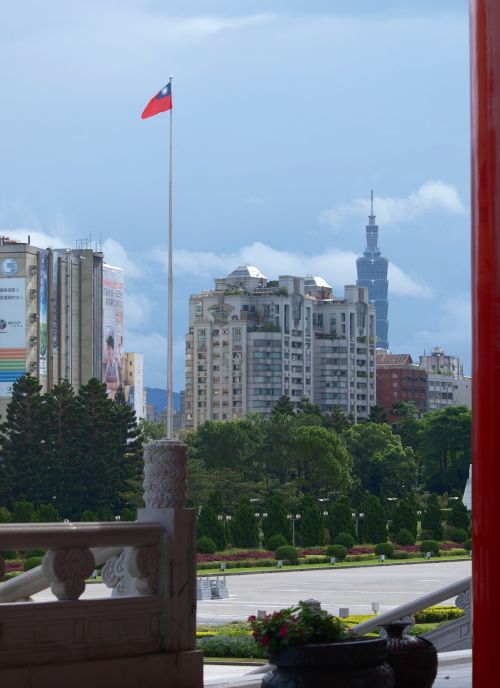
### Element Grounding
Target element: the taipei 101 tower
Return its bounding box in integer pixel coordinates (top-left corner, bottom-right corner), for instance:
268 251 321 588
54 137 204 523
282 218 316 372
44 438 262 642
356 191 389 349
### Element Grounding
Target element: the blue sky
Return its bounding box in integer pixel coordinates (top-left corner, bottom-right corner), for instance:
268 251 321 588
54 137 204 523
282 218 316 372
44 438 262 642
0 0 471 389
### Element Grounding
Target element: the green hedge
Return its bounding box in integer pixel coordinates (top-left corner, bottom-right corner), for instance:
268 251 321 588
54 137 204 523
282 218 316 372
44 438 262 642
197 635 265 659
24 556 43 571
345 553 376 562
414 606 465 623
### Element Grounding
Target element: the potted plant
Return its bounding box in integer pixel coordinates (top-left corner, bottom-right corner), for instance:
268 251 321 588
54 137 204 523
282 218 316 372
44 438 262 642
249 600 395 688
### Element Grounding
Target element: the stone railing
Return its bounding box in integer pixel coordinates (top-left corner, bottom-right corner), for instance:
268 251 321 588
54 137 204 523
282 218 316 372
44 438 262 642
0 439 202 688
350 575 472 652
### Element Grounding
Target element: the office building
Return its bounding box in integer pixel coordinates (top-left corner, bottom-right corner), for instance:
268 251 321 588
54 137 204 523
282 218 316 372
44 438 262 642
376 352 428 419
356 191 389 349
123 352 146 419
184 265 376 428
0 236 129 418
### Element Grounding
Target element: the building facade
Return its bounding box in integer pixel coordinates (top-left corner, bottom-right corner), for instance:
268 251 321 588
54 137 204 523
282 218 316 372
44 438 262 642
376 353 428 420
356 192 389 349
184 266 376 428
123 352 146 419
0 237 133 417
419 346 471 411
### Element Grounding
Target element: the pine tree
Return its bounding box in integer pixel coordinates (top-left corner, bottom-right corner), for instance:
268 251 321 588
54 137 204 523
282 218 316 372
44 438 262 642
448 498 470 532
112 384 143 510
326 407 353 435
300 495 324 547
368 404 389 424
271 395 295 417
422 494 444 540
231 500 260 548
392 499 418 538
12 500 37 522
197 505 226 551
362 495 388 544
207 489 225 515
327 496 355 542
37 502 61 522
262 494 292 544
0 374 49 506
44 380 79 517
70 378 119 517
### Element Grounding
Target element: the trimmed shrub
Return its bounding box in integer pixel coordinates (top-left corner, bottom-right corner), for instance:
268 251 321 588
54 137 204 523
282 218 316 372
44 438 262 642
304 556 329 565
414 606 464 623
464 538 472 550
197 635 265 659
418 529 435 541
346 553 376 562
197 536 217 554
450 528 468 543
25 549 45 558
395 528 415 546
24 556 43 571
420 540 440 556
275 545 299 564
334 532 355 549
0 550 17 559
0 507 13 523
81 510 97 522
37 503 61 523
266 534 288 551
12 500 37 523
374 542 394 558
392 550 410 559
120 507 136 521
326 544 347 560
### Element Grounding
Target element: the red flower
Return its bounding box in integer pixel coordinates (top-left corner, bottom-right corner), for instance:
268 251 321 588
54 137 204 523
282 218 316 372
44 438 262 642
278 623 289 638
248 615 256 622
262 634 270 647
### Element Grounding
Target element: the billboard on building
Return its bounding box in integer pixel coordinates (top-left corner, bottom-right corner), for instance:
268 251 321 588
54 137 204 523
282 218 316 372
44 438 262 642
0 275 26 397
51 251 60 354
38 249 48 375
102 264 124 398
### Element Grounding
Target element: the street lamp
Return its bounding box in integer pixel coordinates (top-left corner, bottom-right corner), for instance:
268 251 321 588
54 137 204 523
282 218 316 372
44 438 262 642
217 514 232 534
254 512 268 548
287 513 301 547
351 512 365 540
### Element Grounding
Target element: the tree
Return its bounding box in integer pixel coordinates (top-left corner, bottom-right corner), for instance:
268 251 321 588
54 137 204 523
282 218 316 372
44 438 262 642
418 406 471 492
231 500 260 548
262 494 292 545
296 397 322 417
137 418 165 443
391 499 417 539
299 494 324 546
112 385 143 502
447 498 470 532
421 494 444 540
44 380 79 516
11 500 37 523
392 401 420 450
290 425 352 496
325 407 354 435
0 374 49 506
347 422 417 497
328 496 355 542
271 395 295 417
207 489 225 515
362 495 388 544
368 404 388 424
37 502 61 522
197 505 226 551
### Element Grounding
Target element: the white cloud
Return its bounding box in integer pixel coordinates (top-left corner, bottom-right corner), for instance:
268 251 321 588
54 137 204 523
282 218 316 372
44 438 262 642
388 263 433 298
320 180 466 230
102 238 143 279
153 241 431 299
1 228 67 248
125 291 152 328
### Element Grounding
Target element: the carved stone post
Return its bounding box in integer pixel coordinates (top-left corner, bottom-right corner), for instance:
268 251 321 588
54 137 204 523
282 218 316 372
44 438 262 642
42 548 95 600
143 439 188 508
139 439 196 655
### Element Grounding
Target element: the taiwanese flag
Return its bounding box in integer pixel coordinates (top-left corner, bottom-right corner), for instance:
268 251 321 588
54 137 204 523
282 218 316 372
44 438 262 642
141 82 172 119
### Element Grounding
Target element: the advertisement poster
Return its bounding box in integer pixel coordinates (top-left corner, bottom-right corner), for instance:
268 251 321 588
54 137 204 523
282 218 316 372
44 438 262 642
102 264 124 398
0 276 26 397
38 250 48 375
51 251 60 354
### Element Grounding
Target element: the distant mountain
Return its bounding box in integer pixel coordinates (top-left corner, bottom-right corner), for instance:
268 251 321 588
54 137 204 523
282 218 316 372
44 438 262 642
145 387 181 412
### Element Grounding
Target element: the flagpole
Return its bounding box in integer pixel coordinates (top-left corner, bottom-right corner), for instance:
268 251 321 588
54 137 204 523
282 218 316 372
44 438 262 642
167 75 174 439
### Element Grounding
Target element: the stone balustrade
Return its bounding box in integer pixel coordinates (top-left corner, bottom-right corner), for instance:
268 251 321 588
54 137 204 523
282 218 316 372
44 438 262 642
0 439 202 688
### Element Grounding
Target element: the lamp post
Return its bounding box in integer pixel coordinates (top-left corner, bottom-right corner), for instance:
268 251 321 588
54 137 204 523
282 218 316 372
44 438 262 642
254 512 268 548
351 512 365 540
287 513 301 547
217 514 232 535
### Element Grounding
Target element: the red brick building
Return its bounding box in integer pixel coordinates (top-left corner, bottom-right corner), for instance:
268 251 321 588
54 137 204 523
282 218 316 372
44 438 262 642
376 353 427 421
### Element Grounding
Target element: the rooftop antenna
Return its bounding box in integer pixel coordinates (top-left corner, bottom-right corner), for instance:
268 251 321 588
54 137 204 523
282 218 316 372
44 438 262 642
368 189 376 226
370 190 374 216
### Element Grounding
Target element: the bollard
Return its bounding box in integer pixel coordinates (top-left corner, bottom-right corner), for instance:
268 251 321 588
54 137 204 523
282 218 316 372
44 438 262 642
220 562 226 571
379 554 385 563
257 610 267 620
276 559 283 568
339 608 349 618
330 556 336 565
372 602 380 614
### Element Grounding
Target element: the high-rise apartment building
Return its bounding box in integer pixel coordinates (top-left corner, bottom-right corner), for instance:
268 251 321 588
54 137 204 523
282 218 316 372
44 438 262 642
0 236 130 417
376 353 428 419
356 192 389 349
184 266 376 428
419 346 471 411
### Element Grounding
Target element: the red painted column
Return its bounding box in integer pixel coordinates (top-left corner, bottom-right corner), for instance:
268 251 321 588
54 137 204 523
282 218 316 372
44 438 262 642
470 1 500 685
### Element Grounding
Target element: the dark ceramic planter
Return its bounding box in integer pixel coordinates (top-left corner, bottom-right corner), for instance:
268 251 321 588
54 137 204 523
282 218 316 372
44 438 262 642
261 638 395 688
380 621 438 688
